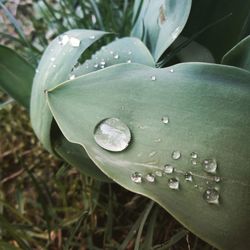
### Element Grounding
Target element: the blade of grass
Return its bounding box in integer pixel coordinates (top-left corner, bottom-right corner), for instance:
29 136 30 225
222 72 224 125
89 0 105 30
104 184 113 245
152 229 188 250
134 200 154 250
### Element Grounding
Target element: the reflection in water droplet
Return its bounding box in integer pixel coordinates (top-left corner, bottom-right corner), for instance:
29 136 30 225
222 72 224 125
89 35 96 39
161 116 169 124
151 75 156 81
203 188 219 204
202 159 217 174
94 63 99 68
114 54 119 59
127 59 132 63
155 170 163 177
58 35 69 45
164 164 174 174
190 152 198 159
70 37 81 47
128 51 132 55
168 178 179 190
214 176 221 183
131 172 142 183
172 151 181 160
184 171 193 182
170 69 174 73
94 117 131 152
146 173 155 183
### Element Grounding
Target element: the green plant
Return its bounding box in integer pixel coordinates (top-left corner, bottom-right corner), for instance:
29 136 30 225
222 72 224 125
1 0 250 249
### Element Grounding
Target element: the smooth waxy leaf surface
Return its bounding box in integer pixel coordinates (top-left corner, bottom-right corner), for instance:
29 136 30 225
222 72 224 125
222 35 250 71
72 37 155 76
131 0 192 61
0 45 35 109
47 63 250 250
30 29 109 152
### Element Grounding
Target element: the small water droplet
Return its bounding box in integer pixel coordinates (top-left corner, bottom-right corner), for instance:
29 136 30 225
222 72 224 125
191 159 198 166
149 151 156 157
70 37 81 47
214 176 221 183
94 63 99 68
168 178 179 190
202 159 217 174
127 59 132 63
146 173 155 183
89 35 96 40
114 54 119 59
190 152 198 159
100 65 105 69
154 138 161 143
35 69 39 73
100 61 106 66
50 57 55 62
203 188 219 204
131 172 142 183
155 170 163 177
171 151 181 160
164 164 174 174
94 117 131 152
69 74 75 80
151 75 156 81
184 171 193 182
52 64 56 68
58 34 69 45
161 116 169 124
170 69 174 73
110 50 114 55
128 51 132 55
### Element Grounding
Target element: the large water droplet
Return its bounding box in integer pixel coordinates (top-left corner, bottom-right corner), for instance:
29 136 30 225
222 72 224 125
202 159 217 174
171 151 181 160
58 34 69 45
203 188 219 204
70 37 81 47
190 152 198 159
161 116 169 124
164 164 174 174
168 178 179 190
146 173 155 183
94 118 131 152
184 171 193 182
131 172 142 183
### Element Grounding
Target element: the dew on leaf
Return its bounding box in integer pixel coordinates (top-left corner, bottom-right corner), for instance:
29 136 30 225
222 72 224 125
155 170 163 177
127 59 132 63
89 35 96 40
149 151 156 157
164 164 174 174
161 116 169 124
190 152 198 159
171 151 181 160
93 117 131 152
146 173 155 183
184 171 193 182
114 54 119 59
131 172 142 183
170 69 174 73
168 178 179 190
128 51 132 55
203 188 219 204
151 75 156 81
70 37 81 47
58 34 69 46
69 74 76 80
94 63 99 68
202 158 217 174
50 57 55 62
191 159 198 166
214 176 221 183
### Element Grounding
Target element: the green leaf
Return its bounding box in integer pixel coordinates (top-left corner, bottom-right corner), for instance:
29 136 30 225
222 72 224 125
131 0 192 61
47 63 250 250
183 0 250 62
0 45 35 109
30 29 109 152
72 37 155 76
222 35 250 71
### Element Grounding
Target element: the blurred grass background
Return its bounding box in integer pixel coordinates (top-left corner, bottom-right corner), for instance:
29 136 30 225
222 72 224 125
0 1 216 249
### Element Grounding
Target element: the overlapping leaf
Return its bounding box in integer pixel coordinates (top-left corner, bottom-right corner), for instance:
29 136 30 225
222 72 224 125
131 0 192 61
47 63 250 250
